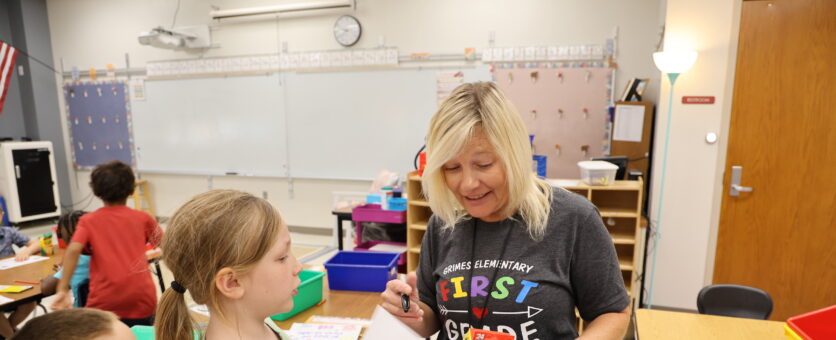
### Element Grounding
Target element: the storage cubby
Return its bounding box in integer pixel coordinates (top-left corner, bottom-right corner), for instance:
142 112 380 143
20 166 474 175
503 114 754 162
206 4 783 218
406 172 433 272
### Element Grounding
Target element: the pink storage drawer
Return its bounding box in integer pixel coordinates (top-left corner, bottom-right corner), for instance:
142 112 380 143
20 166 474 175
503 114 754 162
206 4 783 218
351 204 406 224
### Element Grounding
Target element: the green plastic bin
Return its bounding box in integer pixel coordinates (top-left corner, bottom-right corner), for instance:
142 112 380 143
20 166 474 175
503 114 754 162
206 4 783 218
130 325 199 340
270 270 326 321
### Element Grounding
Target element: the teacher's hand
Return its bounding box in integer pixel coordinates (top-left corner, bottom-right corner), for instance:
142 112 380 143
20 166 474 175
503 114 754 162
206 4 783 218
381 272 425 327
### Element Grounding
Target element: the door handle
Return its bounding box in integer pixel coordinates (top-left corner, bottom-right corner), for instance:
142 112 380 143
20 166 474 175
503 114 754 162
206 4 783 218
729 165 754 197
14 165 21 179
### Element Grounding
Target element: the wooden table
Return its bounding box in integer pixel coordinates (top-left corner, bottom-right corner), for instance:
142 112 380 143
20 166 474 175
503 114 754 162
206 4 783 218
0 248 167 311
192 273 381 330
636 309 786 340
0 255 56 309
331 207 354 251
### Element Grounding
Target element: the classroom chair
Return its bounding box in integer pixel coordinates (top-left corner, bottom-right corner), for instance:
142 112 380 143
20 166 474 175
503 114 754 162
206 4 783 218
697 284 773 320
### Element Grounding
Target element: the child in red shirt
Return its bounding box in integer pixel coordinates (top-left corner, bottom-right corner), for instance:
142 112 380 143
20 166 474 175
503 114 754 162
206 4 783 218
51 160 163 327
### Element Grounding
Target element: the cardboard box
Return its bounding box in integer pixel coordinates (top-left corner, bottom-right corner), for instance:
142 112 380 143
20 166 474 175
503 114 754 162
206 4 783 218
464 328 516 340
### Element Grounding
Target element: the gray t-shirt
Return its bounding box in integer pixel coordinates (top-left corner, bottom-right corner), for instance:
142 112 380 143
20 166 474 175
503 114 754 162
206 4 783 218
418 188 629 340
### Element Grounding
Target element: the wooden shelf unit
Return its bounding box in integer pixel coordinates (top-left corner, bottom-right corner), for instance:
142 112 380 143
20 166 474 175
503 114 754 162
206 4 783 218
406 172 432 273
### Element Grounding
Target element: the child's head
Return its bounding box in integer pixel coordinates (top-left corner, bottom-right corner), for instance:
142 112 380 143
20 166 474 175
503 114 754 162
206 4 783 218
90 160 135 204
12 308 135 340
156 189 301 340
56 210 87 245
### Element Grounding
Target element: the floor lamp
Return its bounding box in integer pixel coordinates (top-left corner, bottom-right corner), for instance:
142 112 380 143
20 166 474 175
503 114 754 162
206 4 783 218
646 50 697 309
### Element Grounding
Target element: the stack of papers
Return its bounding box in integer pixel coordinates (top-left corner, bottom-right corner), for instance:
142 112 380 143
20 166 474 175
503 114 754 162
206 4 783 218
286 323 362 340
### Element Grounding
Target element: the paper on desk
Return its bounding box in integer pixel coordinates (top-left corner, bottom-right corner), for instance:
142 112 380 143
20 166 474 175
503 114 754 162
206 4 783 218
0 295 12 304
286 323 361 340
362 305 423 340
189 304 210 317
0 256 49 270
307 315 371 327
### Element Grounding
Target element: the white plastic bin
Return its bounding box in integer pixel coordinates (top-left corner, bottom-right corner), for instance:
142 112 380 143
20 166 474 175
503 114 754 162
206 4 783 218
577 161 618 186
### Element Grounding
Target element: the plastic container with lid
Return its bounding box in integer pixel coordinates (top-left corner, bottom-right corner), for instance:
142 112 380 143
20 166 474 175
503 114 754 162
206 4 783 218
39 232 54 256
577 160 619 186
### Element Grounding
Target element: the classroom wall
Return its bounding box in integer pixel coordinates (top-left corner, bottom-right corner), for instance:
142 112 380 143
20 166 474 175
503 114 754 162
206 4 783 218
37 0 760 313
45 0 666 229
0 0 73 206
646 0 742 310
0 2 28 139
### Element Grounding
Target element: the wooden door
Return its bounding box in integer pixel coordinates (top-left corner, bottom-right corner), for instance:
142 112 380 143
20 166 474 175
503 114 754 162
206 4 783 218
713 0 836 321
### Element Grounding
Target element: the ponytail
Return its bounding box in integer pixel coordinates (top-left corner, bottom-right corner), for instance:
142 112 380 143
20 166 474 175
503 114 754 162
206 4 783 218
155 287 195 340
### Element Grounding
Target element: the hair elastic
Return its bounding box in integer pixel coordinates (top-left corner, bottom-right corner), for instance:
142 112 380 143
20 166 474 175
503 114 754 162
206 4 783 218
170 281 187 294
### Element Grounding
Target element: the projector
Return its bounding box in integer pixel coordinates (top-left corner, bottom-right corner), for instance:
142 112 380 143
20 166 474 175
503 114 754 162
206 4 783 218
138 26 211 49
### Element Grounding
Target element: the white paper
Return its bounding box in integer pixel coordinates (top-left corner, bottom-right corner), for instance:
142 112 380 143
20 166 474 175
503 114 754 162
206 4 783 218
368 243 408 253
0 256 48 270
130 78 146 101
0 295 13 305
190 304 210 317
362 306 423 340
287 323 362 340
307 315 371 327
613 105 645 142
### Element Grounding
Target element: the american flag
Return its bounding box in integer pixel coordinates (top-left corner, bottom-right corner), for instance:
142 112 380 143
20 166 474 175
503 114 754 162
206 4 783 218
0 41 19 115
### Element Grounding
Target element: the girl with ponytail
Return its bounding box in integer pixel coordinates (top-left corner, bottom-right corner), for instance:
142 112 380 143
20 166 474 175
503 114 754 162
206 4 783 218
155 189 302 340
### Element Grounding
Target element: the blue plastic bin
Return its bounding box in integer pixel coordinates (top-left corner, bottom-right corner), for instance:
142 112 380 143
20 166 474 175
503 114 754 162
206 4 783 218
533 155 547 177
324 251 400 292
387 198 407 211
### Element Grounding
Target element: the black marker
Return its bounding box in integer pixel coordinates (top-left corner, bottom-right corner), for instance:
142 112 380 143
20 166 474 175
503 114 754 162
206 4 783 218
401 293 410 313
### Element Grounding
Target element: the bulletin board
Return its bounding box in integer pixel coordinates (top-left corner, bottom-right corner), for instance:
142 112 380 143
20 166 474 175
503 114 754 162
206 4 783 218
493 62 613 178
63 81 135 168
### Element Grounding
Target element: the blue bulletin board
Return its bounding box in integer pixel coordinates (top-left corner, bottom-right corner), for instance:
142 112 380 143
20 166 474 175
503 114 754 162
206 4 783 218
63 81 135 169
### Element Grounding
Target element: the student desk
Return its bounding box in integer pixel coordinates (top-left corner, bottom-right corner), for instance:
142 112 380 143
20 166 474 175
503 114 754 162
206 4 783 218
331 207 353 251
191 275 381 330
636 309 786 339
0 255 56 310
0 249 166 311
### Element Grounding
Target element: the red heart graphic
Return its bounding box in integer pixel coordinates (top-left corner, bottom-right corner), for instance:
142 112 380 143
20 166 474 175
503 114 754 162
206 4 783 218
472 307 489 319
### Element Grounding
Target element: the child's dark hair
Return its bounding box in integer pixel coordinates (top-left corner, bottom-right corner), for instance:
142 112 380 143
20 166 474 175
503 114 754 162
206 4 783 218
56 210 86 245
11 308 118 340
90 160 135 203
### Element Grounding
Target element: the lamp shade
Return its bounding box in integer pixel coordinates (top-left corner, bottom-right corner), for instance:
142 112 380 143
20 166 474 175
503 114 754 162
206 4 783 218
653 50 697 74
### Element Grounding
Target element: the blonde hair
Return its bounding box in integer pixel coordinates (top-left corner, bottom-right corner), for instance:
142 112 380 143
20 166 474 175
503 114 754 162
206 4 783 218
155 189 284 340
423 82 553 239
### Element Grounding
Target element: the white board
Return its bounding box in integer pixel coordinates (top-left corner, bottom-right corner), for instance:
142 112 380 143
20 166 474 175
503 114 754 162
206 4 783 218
130 66 491 179
284 67 491 180
132 74 289 177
